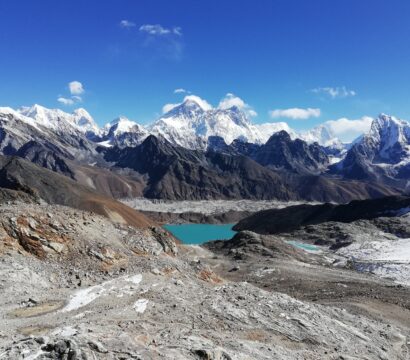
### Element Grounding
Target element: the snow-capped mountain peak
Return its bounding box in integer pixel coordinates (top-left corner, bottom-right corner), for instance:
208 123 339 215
365 113 410 163
0 106 41 130
300 124 342 148
5 102 350 155
100 116 149 148
18 104 100 138
71 108 100 135
150 98 280 149
106 116 142 136
164 98 207 119
19 104 75 132
370 113 410 143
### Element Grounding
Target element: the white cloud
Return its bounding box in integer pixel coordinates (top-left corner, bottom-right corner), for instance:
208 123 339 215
312 86 356 99
162 103 179 113
69 81 84 95
139 24 182 36
174 88 188 94
57 95 82 106
324 116 373 141
162 94 213 114
270 107 321 120
218 93 257 117
120 20 136 28
184 95 212 111
57 97 75 106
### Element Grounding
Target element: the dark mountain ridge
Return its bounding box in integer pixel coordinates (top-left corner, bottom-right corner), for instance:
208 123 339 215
100 135 400 202
208 131 329 175
234 195 410 234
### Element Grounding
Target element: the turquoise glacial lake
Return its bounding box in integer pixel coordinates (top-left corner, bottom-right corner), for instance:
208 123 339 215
286 240 320 252
164 223 236 244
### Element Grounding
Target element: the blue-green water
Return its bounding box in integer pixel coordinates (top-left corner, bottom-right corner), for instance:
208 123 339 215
164 223 236 244
286 240 320 252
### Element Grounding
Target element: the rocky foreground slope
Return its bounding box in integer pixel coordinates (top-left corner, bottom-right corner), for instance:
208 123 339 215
0 155 153 228
0 201 409 359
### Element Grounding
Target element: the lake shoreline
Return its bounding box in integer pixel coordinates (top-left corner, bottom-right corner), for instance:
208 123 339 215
164 223 237 245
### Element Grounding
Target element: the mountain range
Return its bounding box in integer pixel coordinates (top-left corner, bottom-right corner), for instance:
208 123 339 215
0 100 409 203
2 100 341 149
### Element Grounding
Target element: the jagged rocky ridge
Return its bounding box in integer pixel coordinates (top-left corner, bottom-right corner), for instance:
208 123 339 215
208 130 329 175
101 135 399 202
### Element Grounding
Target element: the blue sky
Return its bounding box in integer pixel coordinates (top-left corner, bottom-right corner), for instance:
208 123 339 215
0 0 409 140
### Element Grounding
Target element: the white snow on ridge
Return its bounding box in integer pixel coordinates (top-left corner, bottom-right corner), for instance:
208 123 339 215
105 116 138 136
10 101 410 154
2 100 348 149
18 104 100 136
299 124 342 148
0 106 43 131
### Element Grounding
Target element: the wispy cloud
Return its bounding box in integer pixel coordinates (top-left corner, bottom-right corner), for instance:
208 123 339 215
218 93 257 117
174 88 188 94
137 23 184 61
270 107 321 120
119 20 136 29
162 103 180 113
139 24 182 36
311 86 356 99
57 97 75 106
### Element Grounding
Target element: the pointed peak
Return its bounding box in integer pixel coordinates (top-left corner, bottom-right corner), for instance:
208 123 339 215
140 134 171 149
22 104 46 114
73 108 92 117
267 130 292 142
111 115 132 123
30 104 45 111
373 113 404 129
105 116 146 137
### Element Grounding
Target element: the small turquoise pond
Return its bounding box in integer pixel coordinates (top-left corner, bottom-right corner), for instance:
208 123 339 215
286 240 320 252
164 223 236 244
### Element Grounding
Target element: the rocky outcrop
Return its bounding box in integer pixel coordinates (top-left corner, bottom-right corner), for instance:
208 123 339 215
205 231 310 261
